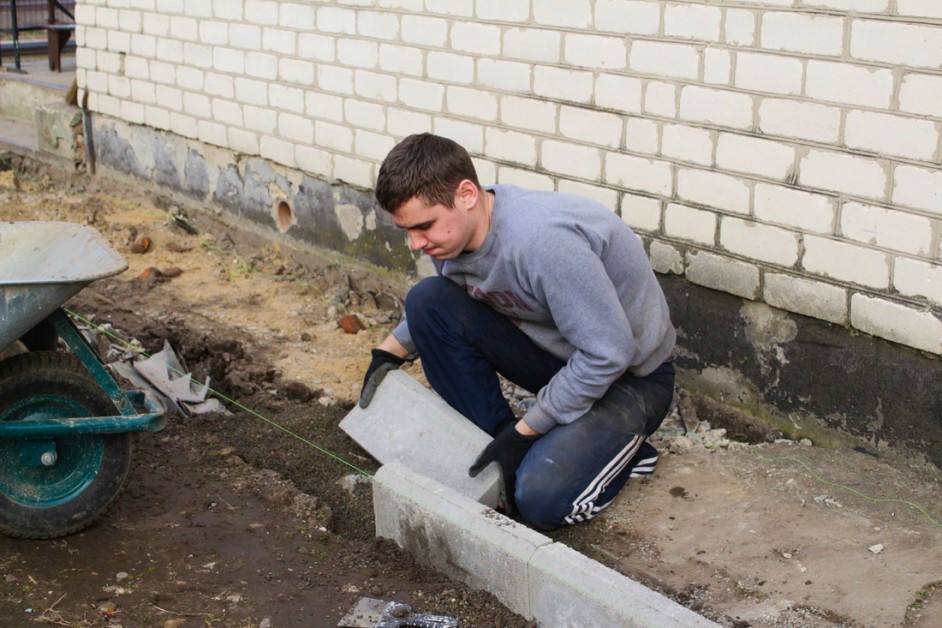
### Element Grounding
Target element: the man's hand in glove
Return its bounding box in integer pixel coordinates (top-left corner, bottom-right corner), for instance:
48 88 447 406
358 348 405 408
468 422 541 515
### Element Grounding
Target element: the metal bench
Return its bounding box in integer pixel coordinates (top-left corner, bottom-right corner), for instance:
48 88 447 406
45 19 72 71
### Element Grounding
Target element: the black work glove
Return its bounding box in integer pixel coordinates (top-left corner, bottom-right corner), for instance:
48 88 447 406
358 348 405 408
468 423 541 516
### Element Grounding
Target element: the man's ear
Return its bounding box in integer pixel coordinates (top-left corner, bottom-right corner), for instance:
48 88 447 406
453 179 479 209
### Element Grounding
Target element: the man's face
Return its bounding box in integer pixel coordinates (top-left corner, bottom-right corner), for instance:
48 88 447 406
392 183 483 260
392 196 474 260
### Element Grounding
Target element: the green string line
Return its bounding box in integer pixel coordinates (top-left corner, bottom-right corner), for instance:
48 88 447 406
72 310 664 623
65 309 941 529
746 446 942 528
65 308 374 478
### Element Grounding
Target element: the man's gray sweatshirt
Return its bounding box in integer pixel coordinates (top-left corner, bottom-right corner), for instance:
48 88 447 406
392 184 676 434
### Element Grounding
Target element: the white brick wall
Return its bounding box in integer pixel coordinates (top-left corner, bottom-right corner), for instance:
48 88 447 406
735 52 803 96
559 106 622 148
758 99 841 144
605 153 673 196
662 124 713 166
630 41 699 80
850 294 942 354
715 133 795 181
894 258 942 306
844 111 939 161
760 12 844 56
595 0 660 36
665 203 717 246
542 140 600 180
805 61 894 109
898 73 942 117
754 184 835 234
851 19 942 68
841 202 933 256
799 150 887 200
677 168 751 215
664 4 722 42
78 0 942 355
679 86 753 130
764 273 847 325
720 217 799 266
686 250 760 299
564 33 627 70
803 236 890 289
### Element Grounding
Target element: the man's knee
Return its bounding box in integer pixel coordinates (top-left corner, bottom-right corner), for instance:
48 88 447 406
406 277 467 327
514 472 567 531
405 276 451 317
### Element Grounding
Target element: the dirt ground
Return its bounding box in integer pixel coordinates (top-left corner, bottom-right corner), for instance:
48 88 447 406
1 164 941 628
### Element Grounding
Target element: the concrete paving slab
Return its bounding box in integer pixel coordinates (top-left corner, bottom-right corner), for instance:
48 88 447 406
528 542 717 627
373 462 552 616
340 369 500 506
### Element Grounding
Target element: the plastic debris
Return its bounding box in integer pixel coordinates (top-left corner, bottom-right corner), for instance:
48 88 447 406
121 340 227 416
337 597 458 628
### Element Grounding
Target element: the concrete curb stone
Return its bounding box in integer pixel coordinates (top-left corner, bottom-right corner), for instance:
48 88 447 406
374 462 718 627
374 462 551 615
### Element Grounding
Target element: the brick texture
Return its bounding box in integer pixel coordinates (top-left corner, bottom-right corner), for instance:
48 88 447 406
76 0 942 355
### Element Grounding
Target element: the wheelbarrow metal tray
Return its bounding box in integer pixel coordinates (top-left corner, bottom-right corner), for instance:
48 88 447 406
0 221 127 353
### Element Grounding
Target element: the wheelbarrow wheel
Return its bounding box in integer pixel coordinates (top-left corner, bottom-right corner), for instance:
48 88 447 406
0 351 136 539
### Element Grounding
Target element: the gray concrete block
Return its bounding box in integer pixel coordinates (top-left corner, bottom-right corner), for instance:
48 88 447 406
529 542 718 627
373 462 552 617
35 101 81 162
340 369 500 506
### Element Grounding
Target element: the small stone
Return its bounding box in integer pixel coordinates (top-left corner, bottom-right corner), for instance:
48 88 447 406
390 605 410 618
337 474 371 494
160 266 184 278
668 435 694 453
800 438 813 446
868 543 884 555
98 601 117 614
338 314 366 334
137 266 161 280
165 241 192 253
164 620 185 628
130 236 151 254
116 572 129 581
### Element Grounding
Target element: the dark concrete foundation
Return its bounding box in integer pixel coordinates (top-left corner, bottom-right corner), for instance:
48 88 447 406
662 275 942 469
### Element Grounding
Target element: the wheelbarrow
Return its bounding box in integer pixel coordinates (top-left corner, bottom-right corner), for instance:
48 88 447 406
0 221 165 539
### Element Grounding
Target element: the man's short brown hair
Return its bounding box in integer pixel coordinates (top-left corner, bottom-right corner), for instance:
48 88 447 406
375 133 481 212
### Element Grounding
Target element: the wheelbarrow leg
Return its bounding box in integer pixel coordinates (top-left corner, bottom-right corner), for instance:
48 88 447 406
45 309 135 416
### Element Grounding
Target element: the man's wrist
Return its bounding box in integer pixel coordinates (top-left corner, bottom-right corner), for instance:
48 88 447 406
377 334 410 359
514 420 540 436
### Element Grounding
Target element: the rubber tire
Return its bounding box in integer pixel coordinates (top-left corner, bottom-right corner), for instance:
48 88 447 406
0 351 136 539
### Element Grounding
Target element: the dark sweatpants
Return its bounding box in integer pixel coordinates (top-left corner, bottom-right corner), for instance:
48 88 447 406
405 277 674 530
